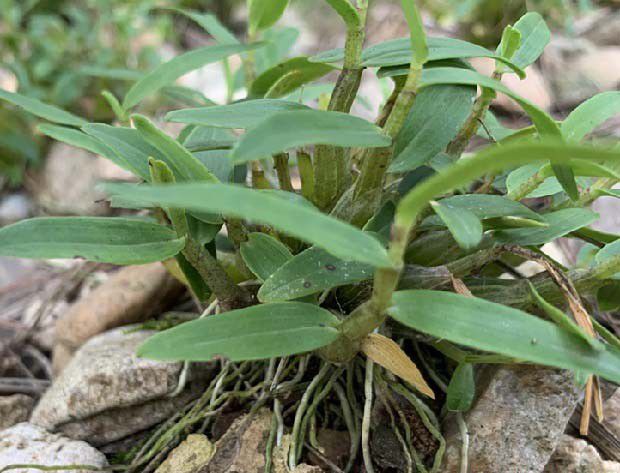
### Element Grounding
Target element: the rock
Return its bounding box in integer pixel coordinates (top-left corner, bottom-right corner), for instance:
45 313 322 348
545 435 620 473
602 388 620 440
580 9 620 46
469 58 552 113
33 143 109 216
31 328 209 446
442 365 581 473
272 434 323 473
155 434 215 473
52 263 183 373
0 193 32 224
541 38 620 109
0 422 107 473
0 395 34 430
207 408 272 473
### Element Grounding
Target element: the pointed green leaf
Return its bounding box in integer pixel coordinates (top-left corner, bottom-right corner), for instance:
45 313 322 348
122 43 259 109
166 99 310 129
250 57 336 98
419 67 559 136
105 183 391 268
0 217 184 265
498 25 521 61
249 0 290 33
510 12 551 70
138 302 340 362
396 140 620 229
258 246 374 302
494 208 598 246
562 92 620 143
430 201 483 250
170 8 239 44
447 363 475 412
82 123 159 181
596 239 620 279
528 282 602 350
422 194 544 230
240 232 293 281
37 124 115 159
0 89 87 126
311 37 526 77
390 84 475 173
132 114 217 182
388 290 620 384
231 110 391 164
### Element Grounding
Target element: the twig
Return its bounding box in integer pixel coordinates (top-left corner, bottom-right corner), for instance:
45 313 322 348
361 357 375 473
0 377 50 395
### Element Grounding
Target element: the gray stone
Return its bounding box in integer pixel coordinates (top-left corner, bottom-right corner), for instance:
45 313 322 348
545 435 620 473
155 434 215 473
0 395 34 430
207 408 273 473
442 365 581 473
0 193 32 224
603 388 620 440
31 327 207 446
34 143 110 216
0 422 107 473
541 37 620 109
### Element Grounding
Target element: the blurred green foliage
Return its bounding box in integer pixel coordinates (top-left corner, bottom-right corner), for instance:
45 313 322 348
0 0 174 183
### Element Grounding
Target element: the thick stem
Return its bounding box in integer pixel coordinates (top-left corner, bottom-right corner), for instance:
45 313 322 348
274 153 294 192
312 4 367 211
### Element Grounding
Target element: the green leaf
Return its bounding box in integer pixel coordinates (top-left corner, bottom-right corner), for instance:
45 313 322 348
105 183 391 268
400 0 428 66
598 283 620 311
390 85 475 173
324 0 361 28
395 139 620 229
494 208 598 246
433 194 543 222
249 0 290 33
258 246 374 302
0 217 184 265
388 290 620 384
231 109 391 164
122 43 258 110
311 37 525 77
528 282 602 350
250 57 336 98
430 201 483 250
510 12 551 70
37 124 114 159
0 89 87 126
176 252 211 301
138 302 340 362
82 124 160 181
446 363 475 412
166 99 309 129
240 232 293 281
596 239 620 279
562 92 620 143
132 115 217 182
419 67 559 136
497 25 521 61
170 8 239 44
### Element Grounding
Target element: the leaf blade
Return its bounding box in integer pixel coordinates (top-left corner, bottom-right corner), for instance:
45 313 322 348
106 183 391 268
231 110 391 164
0 217 184 265
138 302 340 362
0 89 87 126
389 290 620 384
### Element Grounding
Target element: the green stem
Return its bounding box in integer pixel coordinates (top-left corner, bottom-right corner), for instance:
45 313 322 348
274 153 294 192
446 73 501 159
312 2 368 211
